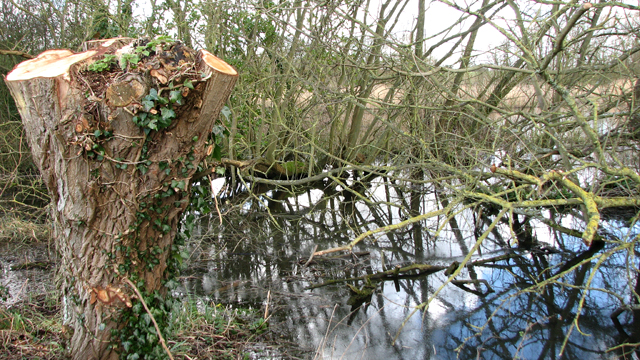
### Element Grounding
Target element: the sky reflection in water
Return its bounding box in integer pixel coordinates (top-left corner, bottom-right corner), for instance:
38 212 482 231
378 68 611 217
181 176 640 360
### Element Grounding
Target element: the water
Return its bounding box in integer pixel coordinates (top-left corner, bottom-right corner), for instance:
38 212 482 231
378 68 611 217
1 174 638 359
179 176 640 360
0 241 56 307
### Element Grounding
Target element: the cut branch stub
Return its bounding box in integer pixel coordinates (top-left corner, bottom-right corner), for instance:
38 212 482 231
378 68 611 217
5 38 237 360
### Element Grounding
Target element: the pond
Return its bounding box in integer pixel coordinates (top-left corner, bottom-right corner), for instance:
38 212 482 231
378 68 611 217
179 175 640 360
1 173 638 359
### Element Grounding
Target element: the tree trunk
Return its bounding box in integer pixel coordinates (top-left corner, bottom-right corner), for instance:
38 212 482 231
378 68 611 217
5 37 237 360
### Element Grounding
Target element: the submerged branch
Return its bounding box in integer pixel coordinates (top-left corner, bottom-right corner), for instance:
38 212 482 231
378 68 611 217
306 252 521 290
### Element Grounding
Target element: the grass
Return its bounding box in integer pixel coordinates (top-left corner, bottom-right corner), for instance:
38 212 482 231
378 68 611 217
0 291 65 360
170 298 280 359
0 216 50 243
0 288 300 359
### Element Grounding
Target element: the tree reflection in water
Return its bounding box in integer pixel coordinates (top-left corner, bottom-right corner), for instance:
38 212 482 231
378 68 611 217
180 176 639 359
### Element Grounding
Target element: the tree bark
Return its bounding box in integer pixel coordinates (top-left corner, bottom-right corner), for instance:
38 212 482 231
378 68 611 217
5 37 237 359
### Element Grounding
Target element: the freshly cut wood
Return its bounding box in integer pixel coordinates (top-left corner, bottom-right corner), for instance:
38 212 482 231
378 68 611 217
5 37 237 360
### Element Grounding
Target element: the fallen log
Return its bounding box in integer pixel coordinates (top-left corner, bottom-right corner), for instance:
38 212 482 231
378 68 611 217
5 37 237 360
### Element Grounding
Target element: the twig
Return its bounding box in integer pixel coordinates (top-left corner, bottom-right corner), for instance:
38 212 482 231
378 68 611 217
209 175 223 225
0 49 34 59
264 289 271 320
123 278 175 360
313 202 456 256
314 304 338 360
303 245 318 267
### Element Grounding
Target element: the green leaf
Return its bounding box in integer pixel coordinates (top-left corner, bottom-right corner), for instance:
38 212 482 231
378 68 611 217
212 144 222 160
146 88 159 101
211 125 225 137
133 112 148 126
161 108 175 121
141 313 151 326
156 35 173 42
171 179 185 190
169 90 182 104
142 100 155 112
94 129 103 137
156 35 174 43
158 116 171 129
183 79 194 89
221 105 231 120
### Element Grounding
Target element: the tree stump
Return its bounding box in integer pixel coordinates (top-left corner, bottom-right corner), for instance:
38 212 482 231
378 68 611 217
5 37 237 359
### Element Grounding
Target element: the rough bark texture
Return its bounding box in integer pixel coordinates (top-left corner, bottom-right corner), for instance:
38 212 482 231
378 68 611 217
5 37 237 360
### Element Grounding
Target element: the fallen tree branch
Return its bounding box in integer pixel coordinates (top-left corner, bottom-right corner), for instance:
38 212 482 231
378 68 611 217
0 49 34 59
306 252 520 290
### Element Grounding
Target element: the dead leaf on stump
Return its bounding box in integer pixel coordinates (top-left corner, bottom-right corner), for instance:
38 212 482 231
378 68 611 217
88 284 133 308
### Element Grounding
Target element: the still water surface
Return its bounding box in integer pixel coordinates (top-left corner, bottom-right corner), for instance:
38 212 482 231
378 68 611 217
179 176 640 360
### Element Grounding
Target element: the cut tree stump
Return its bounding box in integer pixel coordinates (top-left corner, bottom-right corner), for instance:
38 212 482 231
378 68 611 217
5 37 237 360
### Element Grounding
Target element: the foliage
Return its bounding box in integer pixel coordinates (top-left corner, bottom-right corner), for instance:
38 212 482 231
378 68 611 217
170 298 274 359
113 290 177 360
1 0 640 358
87 54 116 72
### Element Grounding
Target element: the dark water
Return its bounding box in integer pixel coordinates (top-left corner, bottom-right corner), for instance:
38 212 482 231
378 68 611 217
179 176 640 360
0 241 56 306
1 174 638 359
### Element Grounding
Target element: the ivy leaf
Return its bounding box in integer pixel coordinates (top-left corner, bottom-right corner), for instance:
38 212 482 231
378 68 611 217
142 100 155 112
183 79 194 89
141 313 151 326
158 109 174 128
171 179 185 191
156 35 173 43
146 88 159 101
161 107 175 121
169 90 182 104
212 144 222 161
221 105 231 120
133 112 148 127
211 124 225 137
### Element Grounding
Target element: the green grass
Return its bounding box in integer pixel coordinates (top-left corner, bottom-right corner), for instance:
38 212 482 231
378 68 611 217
170 297 274 359
0 291 65 360
0 290 291 360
